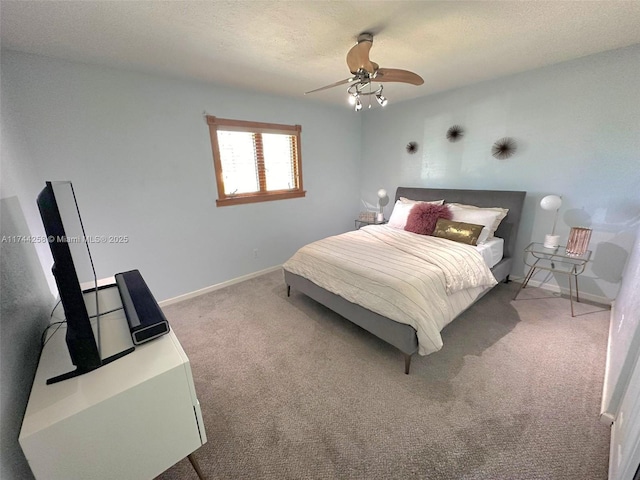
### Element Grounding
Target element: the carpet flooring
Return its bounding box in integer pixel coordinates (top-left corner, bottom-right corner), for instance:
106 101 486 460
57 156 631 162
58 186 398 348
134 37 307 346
156 270 611 480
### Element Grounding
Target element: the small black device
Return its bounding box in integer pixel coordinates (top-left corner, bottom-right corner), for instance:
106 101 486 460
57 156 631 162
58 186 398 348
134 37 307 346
115 269 170 345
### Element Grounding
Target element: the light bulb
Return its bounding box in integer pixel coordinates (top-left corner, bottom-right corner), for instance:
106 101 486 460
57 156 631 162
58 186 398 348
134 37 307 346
377 188 387 199
348 95 356 105
376 95 388 107
355 98 362 111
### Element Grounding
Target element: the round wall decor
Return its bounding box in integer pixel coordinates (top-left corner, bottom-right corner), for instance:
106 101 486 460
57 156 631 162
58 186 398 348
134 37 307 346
491 137 517 159
446 125 464 142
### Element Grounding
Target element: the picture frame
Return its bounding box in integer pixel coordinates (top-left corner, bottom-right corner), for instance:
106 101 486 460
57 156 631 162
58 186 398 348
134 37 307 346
566 227 592 256
358 211 376 222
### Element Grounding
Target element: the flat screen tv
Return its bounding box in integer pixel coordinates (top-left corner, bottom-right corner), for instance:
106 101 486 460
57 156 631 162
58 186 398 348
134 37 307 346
37 181 133 384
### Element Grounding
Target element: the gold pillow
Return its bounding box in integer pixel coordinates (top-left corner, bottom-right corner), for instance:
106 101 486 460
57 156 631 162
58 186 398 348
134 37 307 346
433 219 484 246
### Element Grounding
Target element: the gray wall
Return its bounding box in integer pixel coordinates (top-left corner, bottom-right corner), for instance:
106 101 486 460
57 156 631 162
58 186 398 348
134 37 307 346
2 43 639 479
359 44 640 302
0 50 361 479
1 50 362 301
1 89 54 478
601 222 640 420
0 199 51 480
605 223 640 478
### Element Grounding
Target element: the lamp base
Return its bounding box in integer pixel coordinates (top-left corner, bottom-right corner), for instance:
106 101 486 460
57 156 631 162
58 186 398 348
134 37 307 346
376 212 385 223
543 234 560 249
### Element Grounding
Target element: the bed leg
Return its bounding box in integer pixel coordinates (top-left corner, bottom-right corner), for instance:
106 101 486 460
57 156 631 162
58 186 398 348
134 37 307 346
287 285 290 297
404 353 412 375
504 275 510 283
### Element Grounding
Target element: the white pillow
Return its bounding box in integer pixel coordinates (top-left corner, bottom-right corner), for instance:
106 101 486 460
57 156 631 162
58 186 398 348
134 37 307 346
447 203 508 243
399 197 445 205
477 227 491 245
387 201 415 229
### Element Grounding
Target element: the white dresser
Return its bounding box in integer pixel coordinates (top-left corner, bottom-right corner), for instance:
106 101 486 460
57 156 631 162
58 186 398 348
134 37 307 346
19 285 206 479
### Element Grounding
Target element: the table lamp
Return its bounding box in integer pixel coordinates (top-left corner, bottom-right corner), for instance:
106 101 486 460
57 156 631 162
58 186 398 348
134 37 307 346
540 194 562 248
377 188 387 223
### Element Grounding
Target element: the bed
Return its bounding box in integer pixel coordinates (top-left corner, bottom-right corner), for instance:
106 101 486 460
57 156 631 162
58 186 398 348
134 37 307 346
283 187 526 374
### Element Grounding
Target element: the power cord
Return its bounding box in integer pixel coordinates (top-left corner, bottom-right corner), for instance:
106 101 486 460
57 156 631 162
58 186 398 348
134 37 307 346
42 300 66 348
49 299 62 318
41 321 66 348
89 306 123 318
41 301 124 348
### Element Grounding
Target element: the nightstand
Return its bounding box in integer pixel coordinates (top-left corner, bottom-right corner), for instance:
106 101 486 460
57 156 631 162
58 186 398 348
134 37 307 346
355 219 387 229
514 242 592 316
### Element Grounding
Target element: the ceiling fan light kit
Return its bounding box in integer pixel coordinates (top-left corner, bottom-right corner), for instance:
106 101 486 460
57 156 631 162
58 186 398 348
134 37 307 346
305 32 423 112
347 82 387 111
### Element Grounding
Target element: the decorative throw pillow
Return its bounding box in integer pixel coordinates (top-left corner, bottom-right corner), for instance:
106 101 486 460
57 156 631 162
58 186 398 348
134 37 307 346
404 203 452 235
433 219 485 246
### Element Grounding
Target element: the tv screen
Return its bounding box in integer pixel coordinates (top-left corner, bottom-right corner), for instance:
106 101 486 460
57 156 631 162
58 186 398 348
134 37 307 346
38 182 102 371
37 181 107 383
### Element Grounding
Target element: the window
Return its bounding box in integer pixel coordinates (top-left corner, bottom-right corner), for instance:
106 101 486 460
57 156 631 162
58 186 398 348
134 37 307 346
206 116 305 206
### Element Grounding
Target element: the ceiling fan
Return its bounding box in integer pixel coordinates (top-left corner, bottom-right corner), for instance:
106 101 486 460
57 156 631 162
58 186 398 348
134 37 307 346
305 32 424 110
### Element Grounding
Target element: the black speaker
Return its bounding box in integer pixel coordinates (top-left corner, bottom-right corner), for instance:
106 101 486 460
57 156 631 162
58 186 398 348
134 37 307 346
115 270 170 345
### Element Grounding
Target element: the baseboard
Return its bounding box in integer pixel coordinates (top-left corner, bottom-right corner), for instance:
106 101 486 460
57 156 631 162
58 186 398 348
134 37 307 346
159 268 612 308
159 265 282 307
510 275 612 306
600 300 616 425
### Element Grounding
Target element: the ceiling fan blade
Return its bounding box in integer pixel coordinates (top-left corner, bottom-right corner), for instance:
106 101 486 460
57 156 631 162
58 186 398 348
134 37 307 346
346 38 375 74
304 77 355 95
375 68 424 86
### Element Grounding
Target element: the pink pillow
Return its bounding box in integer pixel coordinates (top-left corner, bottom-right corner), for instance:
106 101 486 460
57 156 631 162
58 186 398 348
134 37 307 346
404 203 452 235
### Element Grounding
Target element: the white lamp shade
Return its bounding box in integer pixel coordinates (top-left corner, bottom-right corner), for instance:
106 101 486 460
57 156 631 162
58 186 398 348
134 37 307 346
540 195 562 211
377 188 387 199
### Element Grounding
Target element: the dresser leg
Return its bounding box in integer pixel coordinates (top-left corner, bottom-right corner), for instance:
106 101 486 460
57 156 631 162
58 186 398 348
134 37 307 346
188 453 206 480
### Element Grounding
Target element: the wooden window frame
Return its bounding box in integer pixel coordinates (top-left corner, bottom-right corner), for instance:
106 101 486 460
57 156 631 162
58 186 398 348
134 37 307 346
206 116 306 207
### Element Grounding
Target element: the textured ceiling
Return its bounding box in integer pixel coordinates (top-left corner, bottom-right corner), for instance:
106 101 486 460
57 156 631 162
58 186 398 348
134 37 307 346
2 1 640 107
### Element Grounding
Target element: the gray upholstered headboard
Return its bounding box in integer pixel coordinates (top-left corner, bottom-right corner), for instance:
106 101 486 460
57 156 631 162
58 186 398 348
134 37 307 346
395 187 526 260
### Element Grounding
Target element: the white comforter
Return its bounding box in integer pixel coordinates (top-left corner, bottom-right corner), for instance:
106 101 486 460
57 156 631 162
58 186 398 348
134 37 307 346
283 225 497 355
